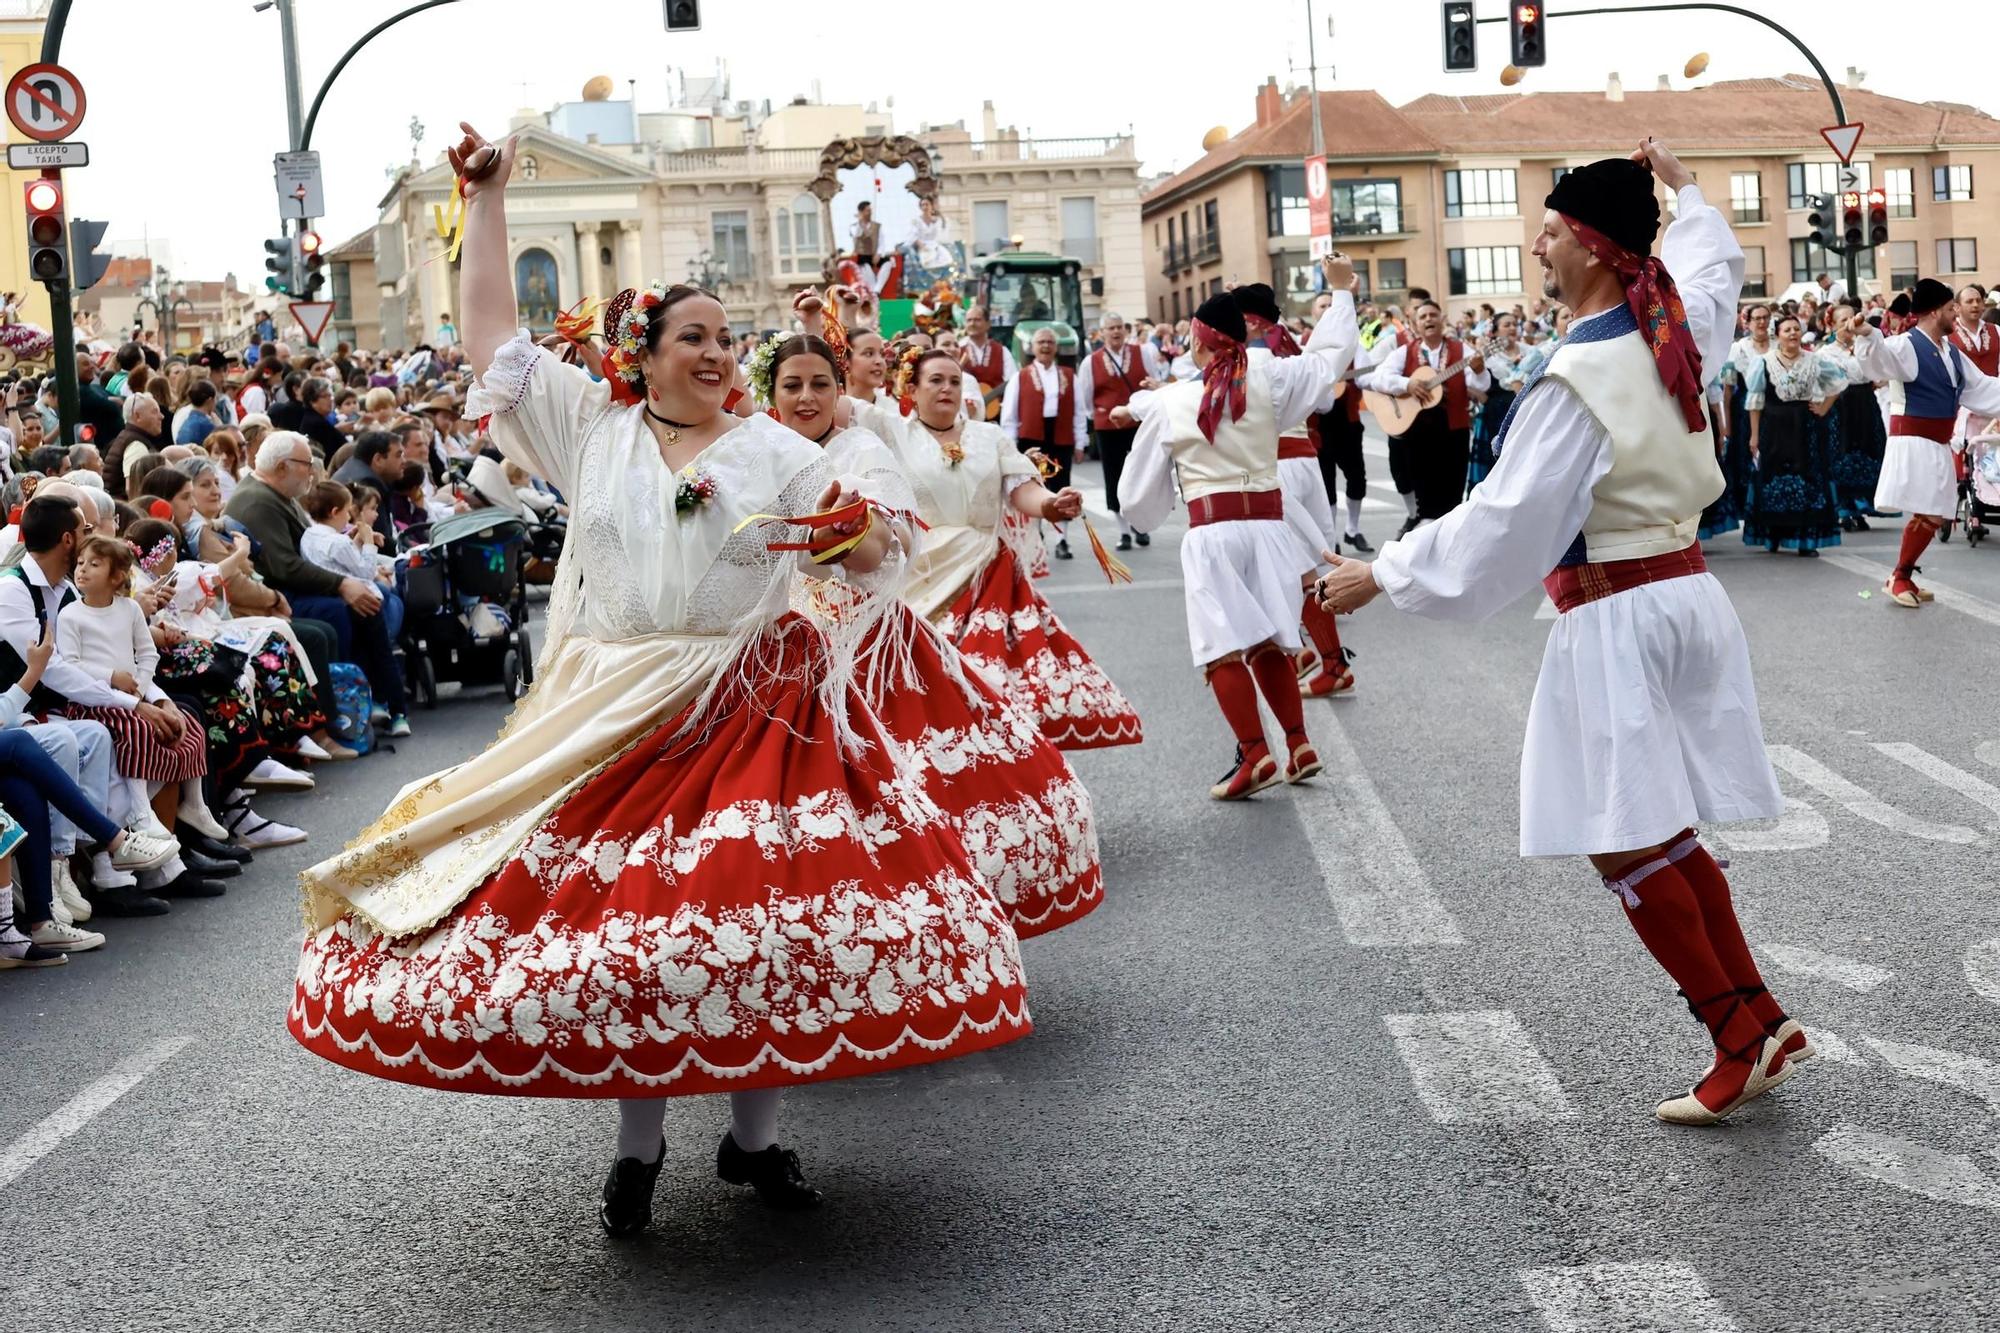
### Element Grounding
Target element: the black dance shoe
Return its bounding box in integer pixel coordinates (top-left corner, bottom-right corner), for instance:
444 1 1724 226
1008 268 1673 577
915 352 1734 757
1116 533 1133 552
160 873 226 899
177 850 242 878
1135 531 1151 547
181 832 251 865
1054 538 1074 560
1343 530 1373 553
598 1140 665 1236
716 1132 822 1211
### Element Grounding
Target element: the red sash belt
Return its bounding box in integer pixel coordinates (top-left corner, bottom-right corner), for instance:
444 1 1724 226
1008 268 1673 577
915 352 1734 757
1542 544 1708 613
1187 490 1284 528
1277 435 1317 460
1889 415 1955 444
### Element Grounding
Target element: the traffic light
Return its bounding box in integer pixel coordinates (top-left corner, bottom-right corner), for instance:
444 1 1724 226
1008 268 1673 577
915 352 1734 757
1442 3 1477 72
299 229 326 297
663 0 699 30
1807 193 1833 249
1841 191 1864 252
1509 2 1546 67
1867 187 1889 247
69 218 110 291
264 235 296 294
23 177 65 285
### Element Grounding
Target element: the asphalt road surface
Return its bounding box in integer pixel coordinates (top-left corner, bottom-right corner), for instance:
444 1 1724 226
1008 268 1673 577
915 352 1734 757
5 432 1999 1333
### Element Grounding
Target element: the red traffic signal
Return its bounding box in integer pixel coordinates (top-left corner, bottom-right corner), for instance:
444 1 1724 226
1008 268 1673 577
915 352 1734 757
1510 1 1546 66
298 230 322 255
1866 187 1889 248
1841 192 1865 250
22 176 64 284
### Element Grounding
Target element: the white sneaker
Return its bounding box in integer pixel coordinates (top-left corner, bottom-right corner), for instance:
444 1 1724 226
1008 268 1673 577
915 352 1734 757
90 850 137 890
224 804 307 849
53 860 90 924
111 829 179 872
244 759 314 791
45 864 74 927
30 919 105 952
294 735 332 763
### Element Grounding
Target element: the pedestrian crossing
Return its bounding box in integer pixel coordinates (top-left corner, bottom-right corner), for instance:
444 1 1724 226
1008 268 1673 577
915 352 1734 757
1519 1260 1739 1333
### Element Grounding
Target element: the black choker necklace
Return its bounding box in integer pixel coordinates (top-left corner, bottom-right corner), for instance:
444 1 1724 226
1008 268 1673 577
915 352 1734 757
808 418 837 445
645 403 698 445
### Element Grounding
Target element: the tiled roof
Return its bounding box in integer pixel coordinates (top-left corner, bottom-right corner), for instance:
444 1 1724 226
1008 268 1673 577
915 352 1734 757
1144 90 1438 208
1398 76 2000 154
324 227 375 261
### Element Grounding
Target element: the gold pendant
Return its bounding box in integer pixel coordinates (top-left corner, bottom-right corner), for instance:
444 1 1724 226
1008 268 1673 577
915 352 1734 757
663 428 680 447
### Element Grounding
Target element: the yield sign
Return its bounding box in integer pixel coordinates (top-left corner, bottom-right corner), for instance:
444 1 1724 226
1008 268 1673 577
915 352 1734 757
1820 122 1865 165
5 62 85 143
289 300 337 345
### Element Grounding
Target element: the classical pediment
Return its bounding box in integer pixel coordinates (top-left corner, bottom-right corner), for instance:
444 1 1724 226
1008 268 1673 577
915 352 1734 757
397 124 655 200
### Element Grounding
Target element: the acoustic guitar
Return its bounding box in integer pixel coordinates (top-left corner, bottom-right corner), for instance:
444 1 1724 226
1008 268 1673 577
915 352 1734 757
1361 345 1488 438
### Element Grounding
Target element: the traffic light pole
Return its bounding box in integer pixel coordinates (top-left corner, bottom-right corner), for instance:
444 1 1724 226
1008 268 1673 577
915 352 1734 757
39 0 78 447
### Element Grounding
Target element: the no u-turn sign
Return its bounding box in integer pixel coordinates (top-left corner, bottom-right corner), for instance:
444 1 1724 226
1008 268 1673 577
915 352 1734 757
6 62 86 143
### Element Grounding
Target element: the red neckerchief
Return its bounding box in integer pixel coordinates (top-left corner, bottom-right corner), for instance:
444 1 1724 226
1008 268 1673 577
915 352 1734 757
1556 213 1708 431
1244 314 1300 358
1191 318 1248 444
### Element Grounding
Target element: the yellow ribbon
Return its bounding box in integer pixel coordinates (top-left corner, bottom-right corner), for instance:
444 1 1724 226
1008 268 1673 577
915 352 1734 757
432 177 467 264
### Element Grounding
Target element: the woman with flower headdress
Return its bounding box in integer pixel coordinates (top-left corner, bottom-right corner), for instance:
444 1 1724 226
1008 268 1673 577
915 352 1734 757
799 304 1141 751
756 300 1102 937
289 124 1033 1237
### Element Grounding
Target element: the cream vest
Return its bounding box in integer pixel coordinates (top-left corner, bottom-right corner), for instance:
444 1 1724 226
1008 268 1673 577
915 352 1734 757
1542 324 1722 562
1152 361 1282 504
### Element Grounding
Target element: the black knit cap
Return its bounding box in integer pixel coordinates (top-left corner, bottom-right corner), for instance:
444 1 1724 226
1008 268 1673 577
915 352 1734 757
1910 278 1954 315
1546 157 1661 257
1194 291 1246 342
1231 283 1284 324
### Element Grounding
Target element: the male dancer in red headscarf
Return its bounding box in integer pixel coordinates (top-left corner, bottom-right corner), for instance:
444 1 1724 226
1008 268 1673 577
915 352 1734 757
1317 140 1810 1125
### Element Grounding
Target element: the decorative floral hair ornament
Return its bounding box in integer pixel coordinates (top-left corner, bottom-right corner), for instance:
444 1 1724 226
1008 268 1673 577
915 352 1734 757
601 281 670 405
146 498 175 521
136 533 176 573
891 341 928 416
745 331 788 407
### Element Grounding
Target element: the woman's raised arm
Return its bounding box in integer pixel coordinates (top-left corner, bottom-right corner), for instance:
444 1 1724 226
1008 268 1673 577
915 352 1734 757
449 123 519 377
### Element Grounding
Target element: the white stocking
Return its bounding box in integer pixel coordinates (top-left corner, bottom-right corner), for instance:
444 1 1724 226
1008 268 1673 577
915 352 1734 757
1345 494 1365 535
616 1098 667 1163
1401 491 1418 519
729 1088 782 1152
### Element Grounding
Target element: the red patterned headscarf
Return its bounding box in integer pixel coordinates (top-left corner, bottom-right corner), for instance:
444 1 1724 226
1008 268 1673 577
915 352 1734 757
1191 317 1248 444
1244 314 1300 359
1557 213 1707 431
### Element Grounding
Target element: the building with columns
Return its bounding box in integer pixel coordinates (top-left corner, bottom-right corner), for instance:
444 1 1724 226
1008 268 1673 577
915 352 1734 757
369 82 1144 349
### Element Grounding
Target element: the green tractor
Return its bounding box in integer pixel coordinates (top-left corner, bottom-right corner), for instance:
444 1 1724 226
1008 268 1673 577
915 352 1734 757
971 251 1088 367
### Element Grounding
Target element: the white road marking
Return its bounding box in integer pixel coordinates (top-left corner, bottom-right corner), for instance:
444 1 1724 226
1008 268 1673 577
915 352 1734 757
1519 1260 1739 1332
1534 594 1558 620
1293 710 1466 946
1765 744 1980 844
1042 576 1184 598
1873 742 2000 822
1862 1035 2000 1111
1758 942 1892 993
1809 1029 1866 1065
1383 1011 1576 1125
1814 1123 2000 1210
1707 797 1829 852
1967 939 2000 1007
0 1035 194 1190
1821 552 2000 629
1977 740 2000 772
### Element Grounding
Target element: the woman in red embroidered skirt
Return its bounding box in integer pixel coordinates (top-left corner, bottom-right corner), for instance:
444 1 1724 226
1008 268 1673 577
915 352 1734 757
289 126 1031 1236
843 353 1142 752
763 317 1103 937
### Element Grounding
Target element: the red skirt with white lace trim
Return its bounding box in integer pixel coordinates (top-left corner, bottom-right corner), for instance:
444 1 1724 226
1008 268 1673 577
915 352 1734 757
289 616 1032 1098
941 546 1143 752
861 606 1102 939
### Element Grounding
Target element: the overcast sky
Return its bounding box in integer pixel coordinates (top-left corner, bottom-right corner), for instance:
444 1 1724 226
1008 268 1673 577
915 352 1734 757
41 0 1999 282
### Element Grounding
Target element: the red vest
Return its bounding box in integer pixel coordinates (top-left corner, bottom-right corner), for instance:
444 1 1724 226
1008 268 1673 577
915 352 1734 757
1016 365 1077 446
960 340 1006 389
1089 345 1146 430
1951 323 2000 378
1402 338 1472 431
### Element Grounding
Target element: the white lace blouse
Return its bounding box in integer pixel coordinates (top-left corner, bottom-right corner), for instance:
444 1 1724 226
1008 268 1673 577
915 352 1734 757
848 399 1039 539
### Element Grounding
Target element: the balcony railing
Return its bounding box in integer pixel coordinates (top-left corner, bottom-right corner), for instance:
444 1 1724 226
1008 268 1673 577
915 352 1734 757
945 135 1135 163
658 145 827 175
1191 231 1221 264
656 135 1136 177
1740 271 1771 299
1161 240 1187 275
1730 205 1768 225
1060 237 1104 265
1333 214 1405 237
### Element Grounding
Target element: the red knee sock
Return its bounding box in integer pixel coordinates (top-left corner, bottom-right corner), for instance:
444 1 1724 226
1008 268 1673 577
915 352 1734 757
1247 645 1308 743
1299 596 1346 671
1896 518 1935 575
1605 851 1769 1108
1207 659 1266 750
1666 830 1786 1033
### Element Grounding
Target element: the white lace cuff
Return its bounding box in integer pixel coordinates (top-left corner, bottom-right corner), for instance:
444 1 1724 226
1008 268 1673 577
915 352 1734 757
464 330 541 418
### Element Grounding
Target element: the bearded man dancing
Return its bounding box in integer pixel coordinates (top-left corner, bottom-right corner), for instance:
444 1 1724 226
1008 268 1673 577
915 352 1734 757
1317 141 1810 1125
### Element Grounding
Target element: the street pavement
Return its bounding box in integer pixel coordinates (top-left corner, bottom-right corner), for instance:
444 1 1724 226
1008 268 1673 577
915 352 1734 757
5 430 2000 1332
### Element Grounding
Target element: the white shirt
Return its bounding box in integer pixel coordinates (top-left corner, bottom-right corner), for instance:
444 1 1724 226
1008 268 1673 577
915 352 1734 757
1073 342 1167 414
0 559 136 709
301 523 382 583
54 595 166 703
1852 323 2000 417
1357 337 1492 395
999 361 1089 444
1372 183 1741 619
239 384 268 416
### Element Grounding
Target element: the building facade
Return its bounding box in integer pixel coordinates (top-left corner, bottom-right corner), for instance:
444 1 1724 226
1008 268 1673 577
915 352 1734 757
324 228 380 352
370 86 1144 350
1145 74 2000 320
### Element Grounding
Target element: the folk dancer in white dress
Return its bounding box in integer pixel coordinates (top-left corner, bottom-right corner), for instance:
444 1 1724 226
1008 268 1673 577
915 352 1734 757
1115 255 1358 800
290 125 1033 1236
1849 278 2000 607
1233 282 1357 699
1316 144 1808 1126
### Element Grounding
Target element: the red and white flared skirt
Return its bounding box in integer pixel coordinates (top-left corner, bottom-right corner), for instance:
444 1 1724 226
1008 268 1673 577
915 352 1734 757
289 617 1032 1098
939 546 1142 752
861 606 1102 938
64 701 208 783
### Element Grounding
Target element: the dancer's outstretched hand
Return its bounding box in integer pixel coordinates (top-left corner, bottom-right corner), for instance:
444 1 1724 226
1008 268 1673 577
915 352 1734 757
448 122 517 202
1315 550 1381 614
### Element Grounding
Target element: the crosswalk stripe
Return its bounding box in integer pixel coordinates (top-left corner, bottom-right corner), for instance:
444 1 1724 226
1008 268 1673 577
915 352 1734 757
1765 745 1980 844
1862 1035 2000 1109
1821 552 2000 628
1294 710 1466 947
1757 942 1892 993
1042 577 1184 598
1967 939 2000 1006
1708 796 1829 852
1518 1260 1739 1332
1873 742 2000 821
1383 1010 1576 1124
1814 1123 2000 1210
1978 740 2000 772
1809 1029 1866 1064
0 1036 193 1190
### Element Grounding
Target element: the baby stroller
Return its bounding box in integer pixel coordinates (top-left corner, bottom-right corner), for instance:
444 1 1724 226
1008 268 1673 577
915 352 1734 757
401 507 536 705
1959 433 2000 547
